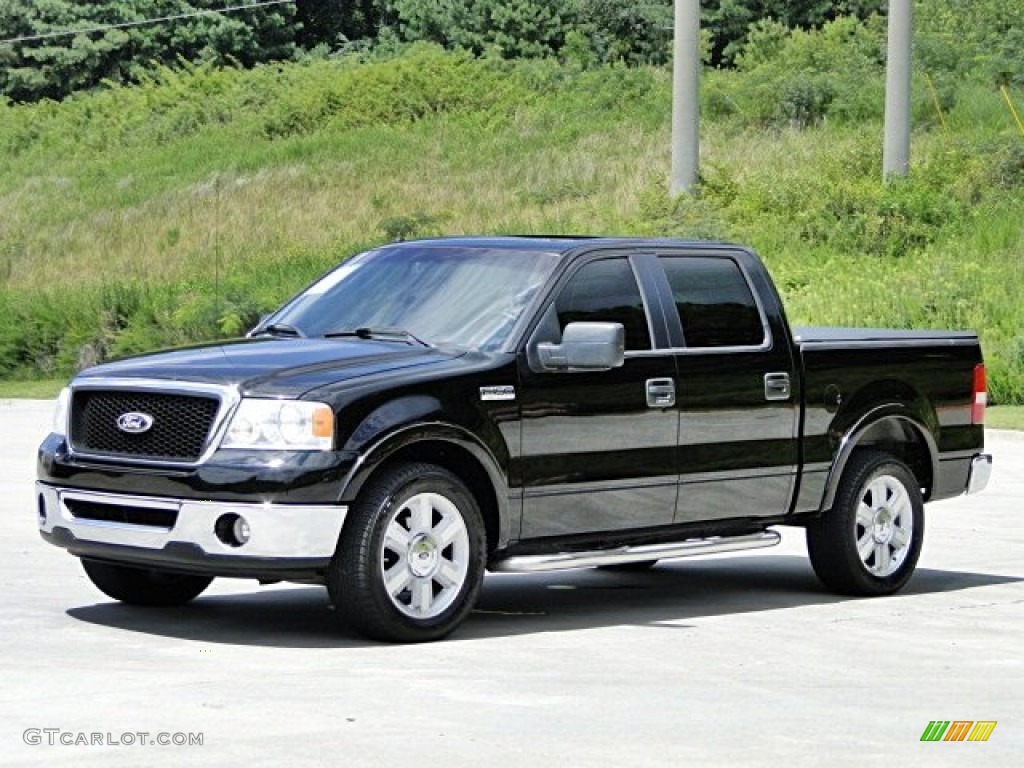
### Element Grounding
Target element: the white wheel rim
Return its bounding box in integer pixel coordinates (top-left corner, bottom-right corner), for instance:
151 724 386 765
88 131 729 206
380 492 470 620
854 474 914 578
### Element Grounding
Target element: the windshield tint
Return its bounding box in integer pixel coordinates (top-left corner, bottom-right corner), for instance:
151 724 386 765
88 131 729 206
270 245 560 350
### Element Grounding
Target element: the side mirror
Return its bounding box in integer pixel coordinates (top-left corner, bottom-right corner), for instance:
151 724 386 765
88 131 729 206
536 322 625 372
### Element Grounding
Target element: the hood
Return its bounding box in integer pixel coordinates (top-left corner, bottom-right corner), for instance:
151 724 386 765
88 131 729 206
75 337 459 397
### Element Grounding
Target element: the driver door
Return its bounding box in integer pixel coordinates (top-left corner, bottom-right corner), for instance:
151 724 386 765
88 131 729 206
516 254 679 540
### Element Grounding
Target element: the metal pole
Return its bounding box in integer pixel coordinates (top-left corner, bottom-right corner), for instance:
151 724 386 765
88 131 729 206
882 0 912 180
671 0 701 197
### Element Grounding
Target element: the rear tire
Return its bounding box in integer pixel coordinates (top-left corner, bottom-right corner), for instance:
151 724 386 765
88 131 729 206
806 450 924 596
81 560 213 606
328 462 486 643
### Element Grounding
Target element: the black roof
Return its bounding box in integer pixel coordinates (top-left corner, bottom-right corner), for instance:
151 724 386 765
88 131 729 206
389 235 737 256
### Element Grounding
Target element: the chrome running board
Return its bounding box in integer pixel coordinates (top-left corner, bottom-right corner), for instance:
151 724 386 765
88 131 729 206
490 530 781 573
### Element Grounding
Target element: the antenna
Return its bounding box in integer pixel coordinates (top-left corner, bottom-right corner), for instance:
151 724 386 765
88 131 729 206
214 174 222 331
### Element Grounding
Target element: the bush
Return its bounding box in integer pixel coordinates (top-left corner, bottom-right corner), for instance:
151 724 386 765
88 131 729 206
724 16 887 128
262 45 528 138
702 1 885 66
916 0 1024 87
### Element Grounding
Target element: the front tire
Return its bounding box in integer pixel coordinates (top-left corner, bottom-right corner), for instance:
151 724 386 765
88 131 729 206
81 560 213 606
328 462 486 643
806 450 924 596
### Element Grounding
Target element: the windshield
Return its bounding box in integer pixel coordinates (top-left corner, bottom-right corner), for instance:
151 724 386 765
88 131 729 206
269 245 560 350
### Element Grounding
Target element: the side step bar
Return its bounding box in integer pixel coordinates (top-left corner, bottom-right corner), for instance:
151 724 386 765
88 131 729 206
490 530 781 573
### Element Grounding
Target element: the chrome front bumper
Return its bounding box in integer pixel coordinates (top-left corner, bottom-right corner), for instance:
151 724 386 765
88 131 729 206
965 454 993 495
36 484 347 560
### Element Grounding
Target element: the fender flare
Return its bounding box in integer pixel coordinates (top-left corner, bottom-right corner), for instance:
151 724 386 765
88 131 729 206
337 422 515 549
818 404 939 513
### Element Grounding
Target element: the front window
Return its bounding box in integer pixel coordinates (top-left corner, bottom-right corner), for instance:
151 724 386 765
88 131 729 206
270 245 560 350
555 258 652 350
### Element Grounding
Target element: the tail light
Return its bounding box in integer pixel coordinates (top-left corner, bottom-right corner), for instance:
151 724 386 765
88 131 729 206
971 363 987 425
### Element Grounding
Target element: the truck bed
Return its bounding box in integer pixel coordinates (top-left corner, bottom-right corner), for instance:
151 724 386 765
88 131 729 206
792 324 983 514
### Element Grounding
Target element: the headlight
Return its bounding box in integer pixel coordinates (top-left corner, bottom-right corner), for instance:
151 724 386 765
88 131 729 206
221 399 334 451
52 387 71 437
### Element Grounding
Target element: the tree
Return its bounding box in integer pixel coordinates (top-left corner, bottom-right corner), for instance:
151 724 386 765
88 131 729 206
387 0 573 59
0 1 297 102
293 0 387 50
701 1 885 65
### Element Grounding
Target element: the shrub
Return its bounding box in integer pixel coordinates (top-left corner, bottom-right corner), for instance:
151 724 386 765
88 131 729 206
261 45 522 138
916 0 1024 87
728 16 887 128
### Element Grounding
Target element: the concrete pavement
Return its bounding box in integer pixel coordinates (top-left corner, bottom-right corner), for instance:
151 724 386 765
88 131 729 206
1 399 1020 766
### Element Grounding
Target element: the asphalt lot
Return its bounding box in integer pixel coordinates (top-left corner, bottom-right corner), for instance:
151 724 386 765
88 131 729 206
1 399 1020 767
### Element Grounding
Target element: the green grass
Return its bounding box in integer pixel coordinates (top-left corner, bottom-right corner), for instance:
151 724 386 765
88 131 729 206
1 46 1023 401
986 406 1024 431
0 380 65 399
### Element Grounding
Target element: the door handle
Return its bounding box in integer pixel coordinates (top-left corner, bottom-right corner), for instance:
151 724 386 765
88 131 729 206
764 372 791 401
646 378 676 408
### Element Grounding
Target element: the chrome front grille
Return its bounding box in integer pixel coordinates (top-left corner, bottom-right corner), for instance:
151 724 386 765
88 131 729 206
70 389 220 462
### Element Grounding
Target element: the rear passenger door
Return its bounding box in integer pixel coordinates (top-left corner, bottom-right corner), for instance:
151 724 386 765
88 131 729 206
656 251 799 523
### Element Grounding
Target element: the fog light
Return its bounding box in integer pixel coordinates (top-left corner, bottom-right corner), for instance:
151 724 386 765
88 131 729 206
38 494 47 526
233 516 251 545
215 513 250 548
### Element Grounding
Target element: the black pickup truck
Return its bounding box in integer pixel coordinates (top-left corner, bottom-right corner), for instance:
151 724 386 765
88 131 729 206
37 237 993 642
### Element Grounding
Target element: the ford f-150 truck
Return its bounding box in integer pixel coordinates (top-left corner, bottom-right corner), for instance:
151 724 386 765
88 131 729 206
37 237 993 642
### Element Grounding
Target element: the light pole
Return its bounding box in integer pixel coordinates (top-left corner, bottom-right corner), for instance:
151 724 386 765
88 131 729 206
883 0 912 180
670 0 701 197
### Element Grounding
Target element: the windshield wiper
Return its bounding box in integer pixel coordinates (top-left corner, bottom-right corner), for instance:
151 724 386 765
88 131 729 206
323 326 432 347
251 322 306 338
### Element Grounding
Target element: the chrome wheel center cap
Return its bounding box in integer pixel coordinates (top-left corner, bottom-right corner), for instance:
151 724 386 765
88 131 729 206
408 534 440 578
872 507 894 544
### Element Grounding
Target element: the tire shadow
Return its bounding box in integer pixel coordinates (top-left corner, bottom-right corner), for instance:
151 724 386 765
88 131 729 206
64 554 1022 648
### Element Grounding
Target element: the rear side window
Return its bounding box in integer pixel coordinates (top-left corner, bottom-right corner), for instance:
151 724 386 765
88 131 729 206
660 256 765 348
555 258 652 350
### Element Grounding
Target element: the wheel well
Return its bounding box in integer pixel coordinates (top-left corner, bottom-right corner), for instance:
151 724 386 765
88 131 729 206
366 440 500 551
850 419 934 499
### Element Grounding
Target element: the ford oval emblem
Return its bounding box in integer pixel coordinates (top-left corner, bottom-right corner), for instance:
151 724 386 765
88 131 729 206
116 411 154 434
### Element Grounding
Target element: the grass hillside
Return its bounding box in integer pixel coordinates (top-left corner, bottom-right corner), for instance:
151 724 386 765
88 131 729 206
1 41 1023 402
